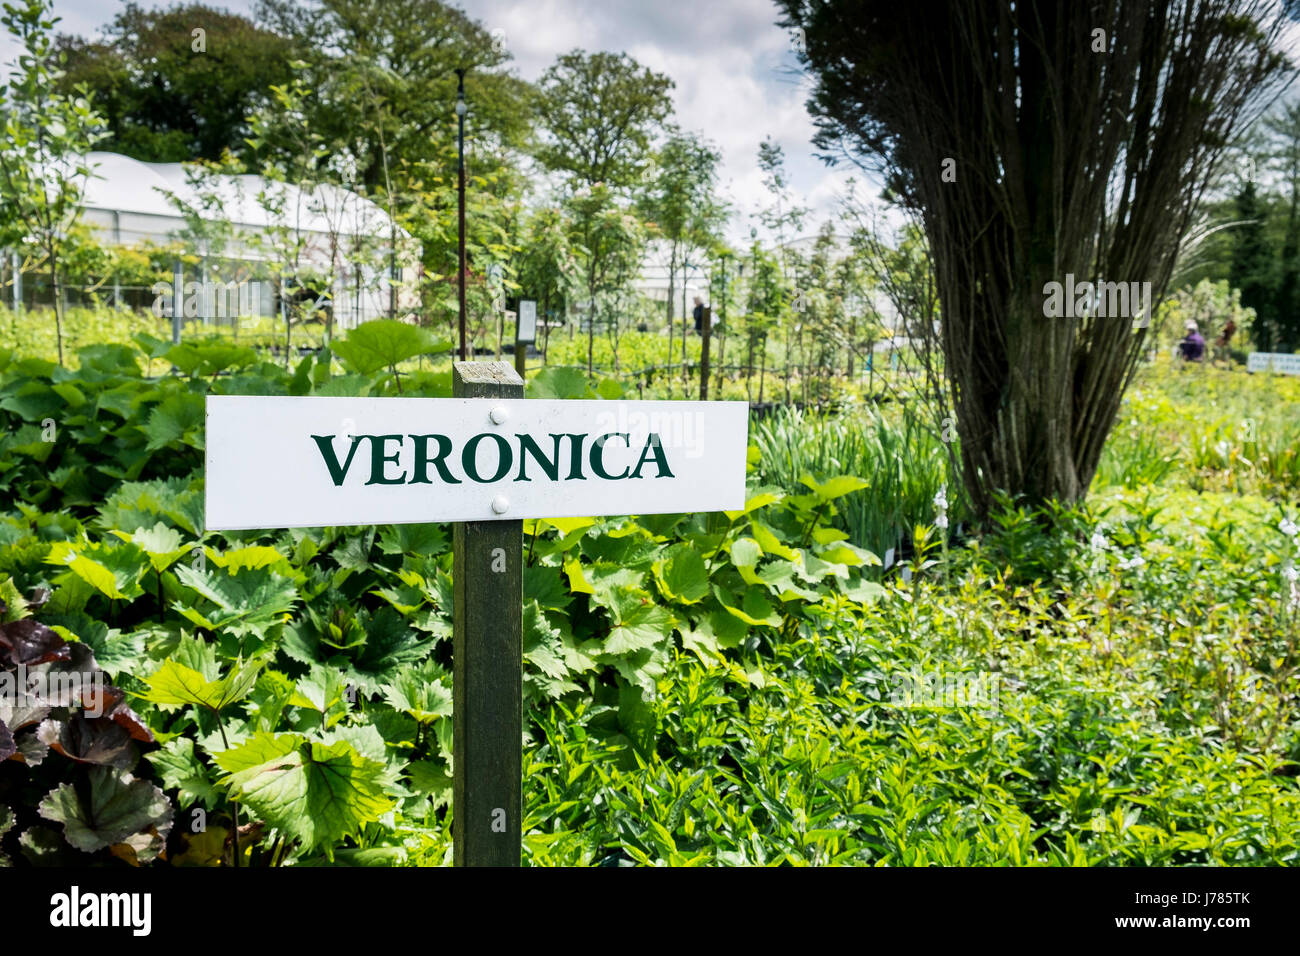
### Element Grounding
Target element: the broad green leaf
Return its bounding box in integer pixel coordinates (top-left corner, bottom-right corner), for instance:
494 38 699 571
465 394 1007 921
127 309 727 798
146 737 219 809
165 342 257 377
51 382 86 407
713 584 781 627
527 365 591 399
563 555 594 594
172 565 299 637
0 577 27 623
216 732 395 856
209 545 295 574
730 537 764 585
757 560 823 602
111 522 188 573
723 491 782 521
799 474 869 502
811 526 850 545
653 544 709 604
137 657 263 713
140 392 205 451
606 601 674 654
377 522 447 557
331 320 448 375
545 515 597 536
45 541 148 600
752 518 801 560
383 661 453 723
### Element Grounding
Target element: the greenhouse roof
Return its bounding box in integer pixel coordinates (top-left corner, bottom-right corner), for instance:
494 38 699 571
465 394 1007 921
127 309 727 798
80 151 404 240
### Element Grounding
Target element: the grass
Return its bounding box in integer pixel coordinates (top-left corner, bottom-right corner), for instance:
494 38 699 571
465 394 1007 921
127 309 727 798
750 401 952 562
1097 357 1300 498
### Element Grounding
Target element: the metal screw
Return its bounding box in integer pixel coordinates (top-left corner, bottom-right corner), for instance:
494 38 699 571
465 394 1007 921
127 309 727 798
491 495 509 514
490 406 508 425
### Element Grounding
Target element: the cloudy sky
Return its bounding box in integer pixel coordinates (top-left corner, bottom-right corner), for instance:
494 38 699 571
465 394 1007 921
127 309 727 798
459 0 863 244
0 0 863 248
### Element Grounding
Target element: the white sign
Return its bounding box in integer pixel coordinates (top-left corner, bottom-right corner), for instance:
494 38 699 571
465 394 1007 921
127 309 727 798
517 300 537 343
204 396 749 530
1248 352 1300 376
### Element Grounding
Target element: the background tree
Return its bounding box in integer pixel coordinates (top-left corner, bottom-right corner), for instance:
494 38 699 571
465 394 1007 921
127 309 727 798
534 50 674 191
255 0 531 192
56 2 292 162
400 143 522 350
742 242 788 402
1265 99 1300 350
638 131 726 361
0 0 107 366
755 136 807 280
1229 177 1279 349
514 205 577 361
779 0 1294 516
245 70 380 361
537 50 672 372
565 184 646 374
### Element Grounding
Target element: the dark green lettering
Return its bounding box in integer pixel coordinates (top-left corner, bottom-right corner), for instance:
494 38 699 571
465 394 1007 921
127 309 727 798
590 432 631 480
565 433 587 480
409 434 461 484
463 432 512 483
365 434 406 485
629 433 676 479
515 433 564 482
311 434 365 486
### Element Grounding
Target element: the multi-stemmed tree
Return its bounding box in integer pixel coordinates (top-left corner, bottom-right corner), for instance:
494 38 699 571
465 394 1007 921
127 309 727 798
779 0 1295 516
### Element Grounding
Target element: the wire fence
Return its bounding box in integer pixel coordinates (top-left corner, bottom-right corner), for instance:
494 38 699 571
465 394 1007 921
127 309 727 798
559 357 922 409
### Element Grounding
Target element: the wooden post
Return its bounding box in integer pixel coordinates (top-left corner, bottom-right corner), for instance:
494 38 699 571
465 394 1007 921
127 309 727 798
514 341 526 380
452 360 524 867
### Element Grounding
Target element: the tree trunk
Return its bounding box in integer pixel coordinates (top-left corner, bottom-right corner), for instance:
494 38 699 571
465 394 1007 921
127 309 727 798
49 252 63 368
542 291 551 364
779 0 1291 520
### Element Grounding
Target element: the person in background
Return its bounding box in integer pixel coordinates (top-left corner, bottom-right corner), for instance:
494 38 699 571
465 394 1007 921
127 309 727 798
1179 319 1206 362
692 295 704 334
1213 318 1237 365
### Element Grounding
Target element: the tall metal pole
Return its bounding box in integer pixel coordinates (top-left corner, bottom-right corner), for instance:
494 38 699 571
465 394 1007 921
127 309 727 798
700 258 712 401
456 68 468 361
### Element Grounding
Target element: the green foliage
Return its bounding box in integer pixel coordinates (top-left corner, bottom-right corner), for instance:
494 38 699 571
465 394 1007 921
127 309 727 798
418 484 1300 865
751 403 952 561
535 51 674 190
2 320 1298 867
55 3 294 163
0 0 109 366
1230 180 1278 350
329 320 450 389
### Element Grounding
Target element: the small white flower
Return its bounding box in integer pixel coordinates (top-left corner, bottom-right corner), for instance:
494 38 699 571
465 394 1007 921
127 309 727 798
935 514 949 530
1090 531 1109 552
933 485 948 511
1117 554 1145 571
1215 440 1231 458
1280 518 1299 539
1283 564 1299 584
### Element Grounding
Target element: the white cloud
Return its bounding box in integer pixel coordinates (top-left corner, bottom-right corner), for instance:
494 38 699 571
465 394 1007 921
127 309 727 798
463 0 868 246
